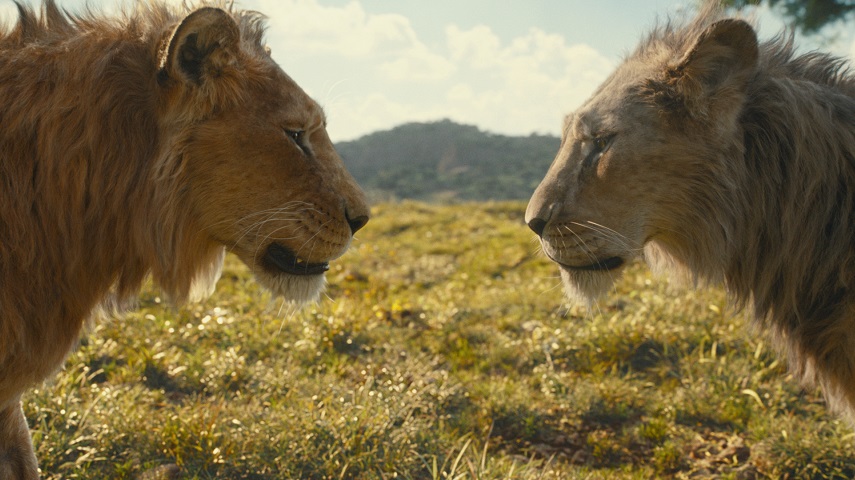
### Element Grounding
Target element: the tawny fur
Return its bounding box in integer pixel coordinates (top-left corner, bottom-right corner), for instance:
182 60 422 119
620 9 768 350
527 3 855 422
0 1 368 477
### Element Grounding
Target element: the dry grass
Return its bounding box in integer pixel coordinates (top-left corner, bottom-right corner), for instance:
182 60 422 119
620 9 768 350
27 202 855 479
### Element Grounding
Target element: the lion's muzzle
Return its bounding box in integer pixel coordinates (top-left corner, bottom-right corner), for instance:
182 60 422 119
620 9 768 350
554 255 624 272
263 243 330 276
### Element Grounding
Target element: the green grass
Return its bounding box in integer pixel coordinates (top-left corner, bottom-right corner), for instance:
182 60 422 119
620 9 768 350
26 201 855 479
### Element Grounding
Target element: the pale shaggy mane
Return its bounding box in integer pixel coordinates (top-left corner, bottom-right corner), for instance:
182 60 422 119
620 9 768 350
636 7 855 281
642 7 855 418
527 3 855 422
0 1 369 477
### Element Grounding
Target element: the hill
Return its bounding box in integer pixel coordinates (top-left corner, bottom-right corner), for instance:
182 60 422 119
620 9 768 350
336 120 559 202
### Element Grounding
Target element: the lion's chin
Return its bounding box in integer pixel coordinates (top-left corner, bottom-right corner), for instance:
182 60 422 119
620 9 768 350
559 265 625 306
254 271 327 304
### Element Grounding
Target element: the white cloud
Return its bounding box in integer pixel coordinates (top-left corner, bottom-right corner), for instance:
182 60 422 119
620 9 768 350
257 0 420 58
439 25 614 138
1 3 18 26
447 25 502 68
378 44 456 82
259 0 456 84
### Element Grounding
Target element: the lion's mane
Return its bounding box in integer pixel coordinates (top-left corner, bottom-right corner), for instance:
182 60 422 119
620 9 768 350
0 0 262 403
638 5 855 418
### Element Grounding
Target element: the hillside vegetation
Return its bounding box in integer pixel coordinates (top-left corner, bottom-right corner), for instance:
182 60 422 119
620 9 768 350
337 120 559 202
29 202 855 479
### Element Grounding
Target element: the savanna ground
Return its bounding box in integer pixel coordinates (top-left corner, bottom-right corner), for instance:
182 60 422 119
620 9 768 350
27 202 855 479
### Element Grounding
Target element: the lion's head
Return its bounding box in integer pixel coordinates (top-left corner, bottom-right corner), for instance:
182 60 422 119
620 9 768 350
526 12 759 302
155 8 369 302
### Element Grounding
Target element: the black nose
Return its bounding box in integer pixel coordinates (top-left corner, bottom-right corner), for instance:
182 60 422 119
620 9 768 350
527 217 548 236
347 214 369 234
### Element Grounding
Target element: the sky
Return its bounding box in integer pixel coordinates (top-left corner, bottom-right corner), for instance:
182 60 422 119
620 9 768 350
2 1 854 142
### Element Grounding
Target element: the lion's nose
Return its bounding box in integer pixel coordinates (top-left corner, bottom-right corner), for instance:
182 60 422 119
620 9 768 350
527 217 548 237
346 213 369 234
525 196 558 238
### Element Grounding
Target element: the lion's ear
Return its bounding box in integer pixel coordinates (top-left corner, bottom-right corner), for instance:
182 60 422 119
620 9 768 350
159 7 241 85
672 19 758 108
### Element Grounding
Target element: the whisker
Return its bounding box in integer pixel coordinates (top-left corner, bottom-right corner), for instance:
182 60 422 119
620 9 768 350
562 225 599 266
253 226 305 260
569 221 642 254
206 201 315 230
206 201 328 252
563 224 622 302
276 300 300 336
292 219 334 259
232 214 302 250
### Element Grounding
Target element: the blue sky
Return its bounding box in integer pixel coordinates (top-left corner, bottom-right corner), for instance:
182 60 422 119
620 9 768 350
3 1 853 141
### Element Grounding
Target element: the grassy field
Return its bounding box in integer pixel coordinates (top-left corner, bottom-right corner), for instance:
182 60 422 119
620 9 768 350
27 202 855 479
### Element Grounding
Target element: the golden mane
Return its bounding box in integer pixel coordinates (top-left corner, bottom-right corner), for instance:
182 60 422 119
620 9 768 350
0 1 368 477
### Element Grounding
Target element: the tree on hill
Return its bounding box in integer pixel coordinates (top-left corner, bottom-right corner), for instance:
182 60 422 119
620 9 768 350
722 0 855 34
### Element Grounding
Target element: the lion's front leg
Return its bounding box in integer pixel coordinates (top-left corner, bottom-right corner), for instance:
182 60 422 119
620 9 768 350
0 399 39 480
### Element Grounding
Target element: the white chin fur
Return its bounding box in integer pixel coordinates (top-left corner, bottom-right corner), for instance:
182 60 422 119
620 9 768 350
255 271 327 304
188 248 226 303
560 267 621 306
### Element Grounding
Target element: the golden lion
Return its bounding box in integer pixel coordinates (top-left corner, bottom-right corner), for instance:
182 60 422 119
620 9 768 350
0 1 368 477
527 4 855 421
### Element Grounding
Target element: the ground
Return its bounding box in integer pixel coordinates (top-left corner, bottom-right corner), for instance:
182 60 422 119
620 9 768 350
27 202 855 479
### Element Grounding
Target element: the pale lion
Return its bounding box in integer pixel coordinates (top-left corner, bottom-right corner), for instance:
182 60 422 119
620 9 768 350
0 1 369 477
527 4 855 421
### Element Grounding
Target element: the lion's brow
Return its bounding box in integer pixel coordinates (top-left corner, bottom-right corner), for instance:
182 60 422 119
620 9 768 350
310 104 327 129
311 112 326 130
562 113 576 136
566 114 593 140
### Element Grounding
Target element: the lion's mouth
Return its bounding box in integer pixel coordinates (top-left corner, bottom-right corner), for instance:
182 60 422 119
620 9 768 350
557 256 625 272
263 243 329 276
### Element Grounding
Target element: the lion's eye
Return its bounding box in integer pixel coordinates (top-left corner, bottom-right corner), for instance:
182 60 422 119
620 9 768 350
582 134 615 170
285 129 309 155
285 129 304 142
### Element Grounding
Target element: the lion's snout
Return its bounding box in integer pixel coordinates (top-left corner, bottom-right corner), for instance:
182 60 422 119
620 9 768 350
540 227 625 271
263 243 330 276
